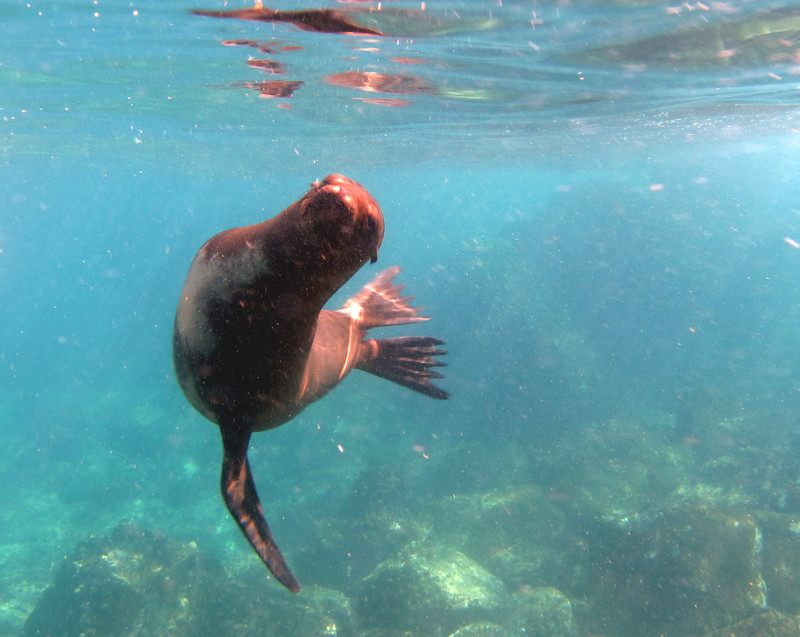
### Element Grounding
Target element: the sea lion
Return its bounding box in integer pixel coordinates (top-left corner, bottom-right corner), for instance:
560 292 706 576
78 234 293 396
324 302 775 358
173 174 448 592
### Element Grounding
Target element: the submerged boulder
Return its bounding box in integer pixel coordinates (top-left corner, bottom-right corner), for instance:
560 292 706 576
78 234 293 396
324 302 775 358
433 486 585 596
507 586 576 637
24 522 238 636
756 512 800 616
586 505 767 635
23 521 356 637
240 582 356 637
356 541 506 636
447 622 510 637
703 609 800 637
296 464 432 590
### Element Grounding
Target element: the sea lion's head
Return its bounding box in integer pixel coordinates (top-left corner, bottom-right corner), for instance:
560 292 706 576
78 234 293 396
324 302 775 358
297 174 384 269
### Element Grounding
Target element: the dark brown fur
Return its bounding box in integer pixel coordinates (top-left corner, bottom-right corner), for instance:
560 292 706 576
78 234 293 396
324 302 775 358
173 175 446 592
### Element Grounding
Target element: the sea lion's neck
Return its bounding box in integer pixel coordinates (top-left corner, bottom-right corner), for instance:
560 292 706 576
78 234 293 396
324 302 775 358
247 202 369 305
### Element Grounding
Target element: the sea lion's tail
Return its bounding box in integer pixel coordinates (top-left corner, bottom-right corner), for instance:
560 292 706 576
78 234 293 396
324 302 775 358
220 427 301 593
357 336 449 399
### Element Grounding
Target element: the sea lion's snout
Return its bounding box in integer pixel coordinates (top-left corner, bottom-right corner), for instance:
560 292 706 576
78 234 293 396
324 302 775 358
310 174 385 263
319 174 382 224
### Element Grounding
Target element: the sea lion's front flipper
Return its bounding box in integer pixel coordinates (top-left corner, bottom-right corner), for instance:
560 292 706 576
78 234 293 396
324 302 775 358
340 266 429 328
220 427 301 593
357 336 449 400
341 267 449 399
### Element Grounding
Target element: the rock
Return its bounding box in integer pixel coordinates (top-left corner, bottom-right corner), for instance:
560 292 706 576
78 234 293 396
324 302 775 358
23 522 240 637
552 417 688 517
240 582 356 637
693 432 800 512
22 521 360 637
508 587 576 637
433 486 586 597
435 486 566 558
674 386 738 442
295 464 432 590
703 609 800 637
447 622 511 637
755 513 800 615
356 541 506 636
0 542 54 636
585 505 767 635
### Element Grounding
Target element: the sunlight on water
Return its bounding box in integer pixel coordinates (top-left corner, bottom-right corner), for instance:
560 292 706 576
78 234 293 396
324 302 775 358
5 0 800 172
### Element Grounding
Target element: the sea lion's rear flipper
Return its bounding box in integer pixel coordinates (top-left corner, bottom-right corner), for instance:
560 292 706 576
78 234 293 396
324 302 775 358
340 266 429 329
357 336 449 400
220 427 301 593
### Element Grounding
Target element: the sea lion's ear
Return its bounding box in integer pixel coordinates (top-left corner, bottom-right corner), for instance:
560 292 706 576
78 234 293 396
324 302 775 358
370 251 378 263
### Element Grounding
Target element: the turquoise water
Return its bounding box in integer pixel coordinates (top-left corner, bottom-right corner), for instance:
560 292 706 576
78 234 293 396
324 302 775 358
6 0 800 635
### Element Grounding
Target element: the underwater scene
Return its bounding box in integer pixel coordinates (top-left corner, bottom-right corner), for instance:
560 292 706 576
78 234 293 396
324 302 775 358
6 0 800 635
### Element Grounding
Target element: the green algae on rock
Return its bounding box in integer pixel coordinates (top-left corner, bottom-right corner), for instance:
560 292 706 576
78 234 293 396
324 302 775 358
357 541 506 636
